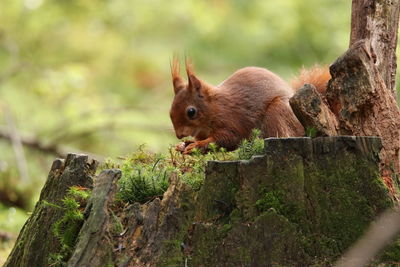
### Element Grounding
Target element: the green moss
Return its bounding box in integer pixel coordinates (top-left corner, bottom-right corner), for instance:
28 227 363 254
48 253 65 267
110 210 123 235
189 137 395 265
157 239 185 267
189 210 309 266
102 137 396 265
111 144 237 204
231 244 252 265
256 189 285 213
255 187 307 228
46 186 92 267
306 127 317 138
195 161 240 222
220 223 232 237
100 131 264 206
379 238 400 263
117 150 171 204
299 154 394 260
236 129 265 160
229 208 242 224
187 224 225 266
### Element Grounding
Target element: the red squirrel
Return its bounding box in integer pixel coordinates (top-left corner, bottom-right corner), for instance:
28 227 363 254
169 58 331 154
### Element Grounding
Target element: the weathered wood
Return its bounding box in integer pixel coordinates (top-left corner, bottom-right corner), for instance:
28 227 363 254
4 154 97 267
289 84 339 137
67 169 121 267
350 0 400 97
187 137 395 266
291 1 400 175
115 173 195 267
327 40 400 173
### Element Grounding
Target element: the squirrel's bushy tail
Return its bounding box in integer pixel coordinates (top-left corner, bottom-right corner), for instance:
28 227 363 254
291 65 331 94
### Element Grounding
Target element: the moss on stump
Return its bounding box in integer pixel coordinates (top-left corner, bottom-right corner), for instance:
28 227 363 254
5 137 399 266
187 136 395 266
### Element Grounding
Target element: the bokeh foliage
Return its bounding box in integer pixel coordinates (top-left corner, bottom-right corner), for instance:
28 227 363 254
1 0 351 158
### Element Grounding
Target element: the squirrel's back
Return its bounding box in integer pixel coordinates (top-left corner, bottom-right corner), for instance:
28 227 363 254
217 66 294 107
211 66 330 139
220 65 330 94
209 67 302 139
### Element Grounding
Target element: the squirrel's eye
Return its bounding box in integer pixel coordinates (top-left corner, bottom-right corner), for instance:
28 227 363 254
187 107 197 119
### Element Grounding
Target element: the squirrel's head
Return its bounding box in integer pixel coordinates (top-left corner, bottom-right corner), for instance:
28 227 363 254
169 57 213 140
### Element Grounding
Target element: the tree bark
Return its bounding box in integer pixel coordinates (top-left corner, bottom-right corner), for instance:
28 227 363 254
327 40 400 176
290 0 400 176
350 0 400 98
4 154 97 267
289 84 339 137
67 169 121 267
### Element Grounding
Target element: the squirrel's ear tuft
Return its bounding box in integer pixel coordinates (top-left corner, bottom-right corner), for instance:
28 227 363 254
171 55 185 94
185 58 202 92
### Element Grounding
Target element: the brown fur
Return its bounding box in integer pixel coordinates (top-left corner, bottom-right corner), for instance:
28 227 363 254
291 65 331 93
170 60 331 153
171 55 185 94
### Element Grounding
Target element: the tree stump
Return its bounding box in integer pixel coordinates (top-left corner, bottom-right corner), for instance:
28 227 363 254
4 154 97 267
187 137 394 266
6 137 398 266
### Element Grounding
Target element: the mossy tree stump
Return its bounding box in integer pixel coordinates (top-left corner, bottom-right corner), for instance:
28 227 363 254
4 154 97 267
5 137 399 266
188 136 394 266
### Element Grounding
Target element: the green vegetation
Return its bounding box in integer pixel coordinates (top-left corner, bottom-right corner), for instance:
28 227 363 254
305 127 317 138
45 186 91 267
116 148 172 204
1 132 264 266
380 238 400 263
256 188 286 213
236 129 265 160
104 130 265 204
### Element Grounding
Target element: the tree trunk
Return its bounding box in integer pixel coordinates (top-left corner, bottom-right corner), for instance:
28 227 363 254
350 0 400 97
290 0 400 178
327 40 400 178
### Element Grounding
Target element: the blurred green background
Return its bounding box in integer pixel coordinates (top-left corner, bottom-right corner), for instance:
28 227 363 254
0 0 396 263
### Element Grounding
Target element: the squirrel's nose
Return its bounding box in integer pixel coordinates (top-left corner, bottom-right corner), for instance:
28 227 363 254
176 133 184 139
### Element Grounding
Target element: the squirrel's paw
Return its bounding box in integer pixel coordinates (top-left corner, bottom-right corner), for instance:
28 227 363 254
175 140 195 152
183 143 196 154
183 141 209 154
175 142 186 152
